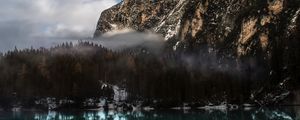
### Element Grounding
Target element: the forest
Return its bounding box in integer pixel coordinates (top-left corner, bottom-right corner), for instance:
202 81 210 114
0 41 288 109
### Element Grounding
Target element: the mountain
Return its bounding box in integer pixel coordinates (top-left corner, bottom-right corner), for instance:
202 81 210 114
94 0 300 105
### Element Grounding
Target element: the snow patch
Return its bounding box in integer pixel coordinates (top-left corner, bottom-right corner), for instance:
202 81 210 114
143 106 155 111
110 24 118 30
288 8 300 32
171 103 191 110
165 20 182 41
173 41 181 51
113 85 128 102
198 104 227 111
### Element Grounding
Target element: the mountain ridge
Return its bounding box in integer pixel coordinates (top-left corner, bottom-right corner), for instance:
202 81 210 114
94 0 300 105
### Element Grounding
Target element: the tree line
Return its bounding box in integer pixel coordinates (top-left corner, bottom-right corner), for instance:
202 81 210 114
0 41 276 108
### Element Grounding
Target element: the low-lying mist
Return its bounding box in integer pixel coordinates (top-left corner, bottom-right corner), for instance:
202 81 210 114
94 29 165 54
0 28 273 107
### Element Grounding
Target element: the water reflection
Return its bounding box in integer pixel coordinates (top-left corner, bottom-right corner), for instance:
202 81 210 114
34 111 75 120
33 110 143 120
1 107 300 120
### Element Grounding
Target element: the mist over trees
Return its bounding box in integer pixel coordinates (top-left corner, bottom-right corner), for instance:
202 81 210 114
0 41 284 108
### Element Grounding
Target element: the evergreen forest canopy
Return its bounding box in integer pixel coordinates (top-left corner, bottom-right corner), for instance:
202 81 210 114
0 41 296 109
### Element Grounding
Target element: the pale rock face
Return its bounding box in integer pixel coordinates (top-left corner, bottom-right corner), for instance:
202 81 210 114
94 0 180 37
259 32 269 50
94 0 298 53
191 2 206 38
260 16 271 26
268 0 284 15
239 18 258 45
237 18 258 56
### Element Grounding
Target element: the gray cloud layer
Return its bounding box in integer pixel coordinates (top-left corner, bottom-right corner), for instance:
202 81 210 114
96 29 165 54
0 0 118 52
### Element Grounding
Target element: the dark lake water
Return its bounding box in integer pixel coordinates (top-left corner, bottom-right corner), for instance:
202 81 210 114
0 107 299 120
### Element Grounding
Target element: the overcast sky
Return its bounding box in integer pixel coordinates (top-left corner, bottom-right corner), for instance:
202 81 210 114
0 0 119 52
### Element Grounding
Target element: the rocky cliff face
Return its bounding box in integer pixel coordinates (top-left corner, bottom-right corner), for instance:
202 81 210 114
94 0 300 105
94 0 299 57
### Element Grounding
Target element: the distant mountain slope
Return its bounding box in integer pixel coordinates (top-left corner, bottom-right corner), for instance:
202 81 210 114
94 0 300 105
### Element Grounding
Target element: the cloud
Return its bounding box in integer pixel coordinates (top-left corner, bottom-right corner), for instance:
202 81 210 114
0 0 119 52
94 29 165 54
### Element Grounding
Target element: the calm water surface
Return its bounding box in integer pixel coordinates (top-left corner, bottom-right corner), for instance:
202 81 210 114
0 107 299 120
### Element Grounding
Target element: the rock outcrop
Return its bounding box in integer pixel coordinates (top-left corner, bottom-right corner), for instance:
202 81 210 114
94 0 300 105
